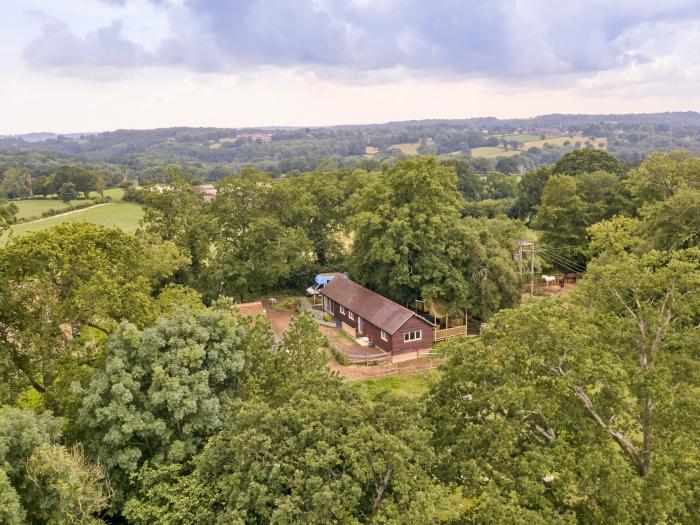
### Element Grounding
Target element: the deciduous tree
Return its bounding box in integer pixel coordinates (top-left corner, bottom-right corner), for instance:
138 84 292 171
0 223 186 406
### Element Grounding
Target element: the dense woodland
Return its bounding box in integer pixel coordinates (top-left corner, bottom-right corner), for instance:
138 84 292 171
0 140 699 523
4 112 700 183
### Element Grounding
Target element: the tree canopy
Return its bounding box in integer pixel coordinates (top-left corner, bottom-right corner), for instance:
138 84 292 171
0 223 186 407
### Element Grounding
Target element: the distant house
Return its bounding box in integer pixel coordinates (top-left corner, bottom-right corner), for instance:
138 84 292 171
320 277 433 359
196 184 217 202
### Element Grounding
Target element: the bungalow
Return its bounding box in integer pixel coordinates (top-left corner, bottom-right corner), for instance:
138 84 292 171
320 276 433 359
196 184 217 202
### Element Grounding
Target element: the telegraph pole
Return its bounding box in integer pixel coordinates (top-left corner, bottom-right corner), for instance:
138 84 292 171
517 240 535 299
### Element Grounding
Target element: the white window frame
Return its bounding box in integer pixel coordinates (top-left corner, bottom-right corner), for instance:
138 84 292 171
339 305 346 315
380 330 388 342
348 310 354 320
403 330 422 342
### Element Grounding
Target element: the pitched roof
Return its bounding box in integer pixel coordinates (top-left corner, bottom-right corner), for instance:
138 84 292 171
320 277 423 334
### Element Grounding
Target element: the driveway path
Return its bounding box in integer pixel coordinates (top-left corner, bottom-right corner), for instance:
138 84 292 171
20 203 111 225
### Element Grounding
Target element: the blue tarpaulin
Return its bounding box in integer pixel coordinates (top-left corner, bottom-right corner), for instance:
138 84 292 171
314 272 347 286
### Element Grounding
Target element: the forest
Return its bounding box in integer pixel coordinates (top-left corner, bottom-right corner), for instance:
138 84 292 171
4 112 700 182
0 146 699 524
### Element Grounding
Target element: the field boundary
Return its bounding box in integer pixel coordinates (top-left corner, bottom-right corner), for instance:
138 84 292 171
19 203 112 225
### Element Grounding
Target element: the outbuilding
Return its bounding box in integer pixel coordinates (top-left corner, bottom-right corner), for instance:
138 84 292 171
320 276 433 359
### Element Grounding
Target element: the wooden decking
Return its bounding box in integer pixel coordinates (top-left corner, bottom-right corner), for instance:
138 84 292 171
432 326 468 342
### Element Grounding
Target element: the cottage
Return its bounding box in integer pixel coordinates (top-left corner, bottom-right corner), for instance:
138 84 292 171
196 184 217 202
320 277 433 359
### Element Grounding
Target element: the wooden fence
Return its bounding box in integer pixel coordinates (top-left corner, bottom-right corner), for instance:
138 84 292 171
432 326 468 342
346 351 391 365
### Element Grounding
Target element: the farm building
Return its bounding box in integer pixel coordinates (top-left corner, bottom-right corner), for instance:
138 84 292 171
320 276 434 359
196 184 217 201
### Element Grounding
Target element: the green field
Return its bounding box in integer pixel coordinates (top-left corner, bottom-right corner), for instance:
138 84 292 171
352 369 441 399
472 135 608 159
102 188 124 200
14 199 91 221
389 142 421 155
522 135 607 149
471 146 522 159
3 202 143 243
495 133 545 142
12 188 125 222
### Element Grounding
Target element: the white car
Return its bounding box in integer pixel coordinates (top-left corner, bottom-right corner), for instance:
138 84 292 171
305 283 325 296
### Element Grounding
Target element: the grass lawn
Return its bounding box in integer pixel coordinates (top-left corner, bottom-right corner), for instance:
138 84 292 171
495 133 544 142
2 202 143 244
471 146 522 159
101 188 124 201
389 142 421 155
11 188 125 221
13 199 90 221
522 135 607 149
352 369 441 399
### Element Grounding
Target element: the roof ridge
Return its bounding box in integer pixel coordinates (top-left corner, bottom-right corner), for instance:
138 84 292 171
321 277 422 334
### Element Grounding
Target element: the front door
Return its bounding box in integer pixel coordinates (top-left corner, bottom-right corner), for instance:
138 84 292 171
357 317 363 335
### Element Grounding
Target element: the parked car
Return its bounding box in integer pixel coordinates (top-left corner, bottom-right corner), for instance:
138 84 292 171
305 283 325 296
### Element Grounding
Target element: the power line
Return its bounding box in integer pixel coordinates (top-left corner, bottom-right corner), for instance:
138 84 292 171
538 248 587 271
538 249 587 273
538 250 586 274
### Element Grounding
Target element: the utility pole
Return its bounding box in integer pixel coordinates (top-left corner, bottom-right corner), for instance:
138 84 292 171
517 240 535 299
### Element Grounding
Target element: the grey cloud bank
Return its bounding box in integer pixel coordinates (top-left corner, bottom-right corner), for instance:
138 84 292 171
21 0 700 82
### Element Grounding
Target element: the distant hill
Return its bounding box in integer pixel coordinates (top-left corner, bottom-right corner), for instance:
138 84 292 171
2 112 700 177
0 132 100 143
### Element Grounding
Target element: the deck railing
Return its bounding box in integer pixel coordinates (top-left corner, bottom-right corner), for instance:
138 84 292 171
433 326 468 342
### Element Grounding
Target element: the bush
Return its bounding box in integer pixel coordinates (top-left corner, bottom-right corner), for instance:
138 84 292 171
322 312 332 322
329 346 349 366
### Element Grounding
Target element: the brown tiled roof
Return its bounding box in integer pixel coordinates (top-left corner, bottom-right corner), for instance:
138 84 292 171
320 277 420 334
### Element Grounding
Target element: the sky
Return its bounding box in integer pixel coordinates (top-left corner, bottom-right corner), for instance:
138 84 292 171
2 0 700 134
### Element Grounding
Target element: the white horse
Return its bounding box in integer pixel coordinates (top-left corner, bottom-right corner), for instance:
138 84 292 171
541 274 556 286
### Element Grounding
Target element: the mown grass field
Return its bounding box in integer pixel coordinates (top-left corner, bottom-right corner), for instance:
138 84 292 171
471 146 522 159
3 201 143 244
11 188 126 222
495 133 545 142
389 142 421 155
352 369 441 399
524 135 607 149
472 135 607 159
14 198 90 221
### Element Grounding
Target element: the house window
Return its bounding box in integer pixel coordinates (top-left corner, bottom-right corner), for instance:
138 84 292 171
380 330 388 342
403 330 422 342
348 311 354 320
339 305 346 315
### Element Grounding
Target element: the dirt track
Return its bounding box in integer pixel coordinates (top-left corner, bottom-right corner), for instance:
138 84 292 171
20 203 111 224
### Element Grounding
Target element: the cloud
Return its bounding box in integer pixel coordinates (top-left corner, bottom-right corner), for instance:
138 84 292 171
23 17 152 78
21 0 700 84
